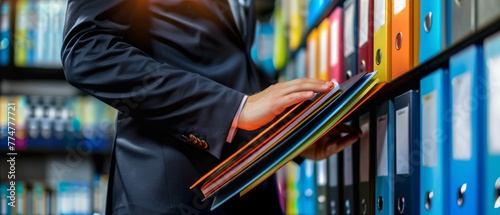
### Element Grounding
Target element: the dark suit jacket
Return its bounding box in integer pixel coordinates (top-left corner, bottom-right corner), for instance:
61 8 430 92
61 0 283 214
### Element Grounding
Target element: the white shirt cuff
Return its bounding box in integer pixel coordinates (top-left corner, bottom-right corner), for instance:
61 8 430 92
226 95 248 143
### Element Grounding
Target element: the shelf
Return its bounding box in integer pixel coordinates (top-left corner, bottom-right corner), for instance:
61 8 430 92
0 149 110 156
0 138 112 155
0 66 65 80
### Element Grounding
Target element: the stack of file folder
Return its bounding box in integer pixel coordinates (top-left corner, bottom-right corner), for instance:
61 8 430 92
190 71 385 210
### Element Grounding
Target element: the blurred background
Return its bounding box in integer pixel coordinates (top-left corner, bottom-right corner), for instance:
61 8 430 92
1 0 500 215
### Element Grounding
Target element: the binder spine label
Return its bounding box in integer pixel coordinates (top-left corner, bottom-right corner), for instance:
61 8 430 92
307 33 317 78
451 72 473 160
328 154 339 187
359 115 370 182
359 0 370 47
487 55 500 154
317 159 327 186
373 0 385 32
393 0 406 15
395 106 410 175
376 114 388 176
422 91 438 167
344 5 355 57
320 27 328 75
330 19 340 66
344 145 354 185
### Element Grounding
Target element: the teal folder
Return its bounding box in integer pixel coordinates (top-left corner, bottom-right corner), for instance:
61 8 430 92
419 68 450 215
374 100 394 215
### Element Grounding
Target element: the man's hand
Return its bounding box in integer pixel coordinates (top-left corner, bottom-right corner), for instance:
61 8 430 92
237 78 334 130
299 124 362 160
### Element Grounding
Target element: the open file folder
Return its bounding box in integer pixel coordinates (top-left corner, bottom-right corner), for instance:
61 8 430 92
198 83 342 198
191 71 384 210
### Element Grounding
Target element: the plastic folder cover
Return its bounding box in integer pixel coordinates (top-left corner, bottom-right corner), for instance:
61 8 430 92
206 72 380 210
216 76 381 210
199 84 343 197
191 82 343 195
240 75 384 195
191 72 366 194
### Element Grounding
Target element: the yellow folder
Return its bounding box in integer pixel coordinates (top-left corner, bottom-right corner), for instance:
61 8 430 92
14 0 28 66
373 0 392 83
273 1 287 71
289 0 306 51
306 28 319 78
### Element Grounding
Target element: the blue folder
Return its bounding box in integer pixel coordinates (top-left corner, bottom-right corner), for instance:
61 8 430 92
299 160 318 215
315 159 329 215
419 0 447 63
393 89 420 215
449 44 483 214
374 100 394 215
307 0 332 29
250 21 276 78
0 2 10 66
0 182 13 215
419 68 450 215
483 31 500 215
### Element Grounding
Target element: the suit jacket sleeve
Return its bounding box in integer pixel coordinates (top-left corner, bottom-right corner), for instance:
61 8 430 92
61 0 246 159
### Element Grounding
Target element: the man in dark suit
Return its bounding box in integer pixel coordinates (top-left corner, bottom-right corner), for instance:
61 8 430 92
61 0 361 214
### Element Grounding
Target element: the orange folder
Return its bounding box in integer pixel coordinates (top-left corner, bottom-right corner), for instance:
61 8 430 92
391 0 420 80
306 28 319 78
317 17 330 81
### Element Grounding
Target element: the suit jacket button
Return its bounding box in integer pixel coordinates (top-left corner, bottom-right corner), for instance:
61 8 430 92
200 140 209 149
193 138 201 146
188 134 197 143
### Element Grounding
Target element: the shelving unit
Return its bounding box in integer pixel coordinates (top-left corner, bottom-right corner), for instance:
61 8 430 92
257 0 500 215
276 0 500 113
268 0 500 130
0 67 65 80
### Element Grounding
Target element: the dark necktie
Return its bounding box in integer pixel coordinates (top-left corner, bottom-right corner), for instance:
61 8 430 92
229 0 248 38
